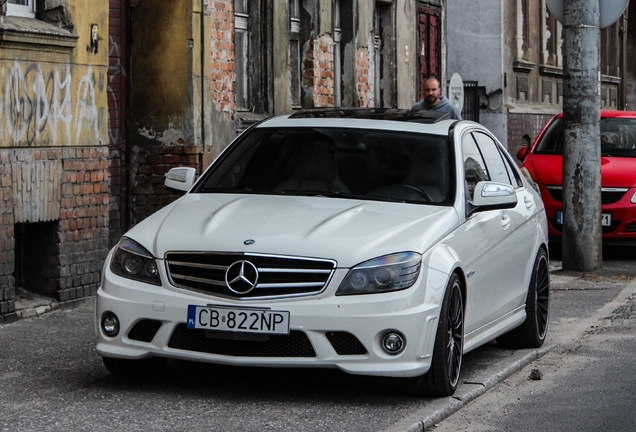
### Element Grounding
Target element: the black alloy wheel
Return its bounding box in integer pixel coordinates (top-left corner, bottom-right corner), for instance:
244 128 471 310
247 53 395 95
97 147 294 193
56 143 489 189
402 273 464 397
497 248 550 349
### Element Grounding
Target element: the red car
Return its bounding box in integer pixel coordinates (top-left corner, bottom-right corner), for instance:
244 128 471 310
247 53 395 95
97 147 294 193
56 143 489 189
517 110 636 246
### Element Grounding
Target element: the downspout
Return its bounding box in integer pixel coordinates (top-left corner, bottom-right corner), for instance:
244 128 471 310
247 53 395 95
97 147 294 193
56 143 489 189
200 0 206 171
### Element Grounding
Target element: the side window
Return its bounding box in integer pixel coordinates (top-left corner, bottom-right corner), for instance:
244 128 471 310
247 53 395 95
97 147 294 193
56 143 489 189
472 132 512 185
461 133 489 201
501 149 524 188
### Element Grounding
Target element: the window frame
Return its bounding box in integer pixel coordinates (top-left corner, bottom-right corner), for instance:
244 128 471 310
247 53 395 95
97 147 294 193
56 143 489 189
6 0 36 18
234 0 250 110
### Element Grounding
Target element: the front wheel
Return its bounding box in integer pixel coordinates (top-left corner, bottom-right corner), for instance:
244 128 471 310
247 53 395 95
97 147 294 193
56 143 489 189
402 273 464 397
497 248 550 349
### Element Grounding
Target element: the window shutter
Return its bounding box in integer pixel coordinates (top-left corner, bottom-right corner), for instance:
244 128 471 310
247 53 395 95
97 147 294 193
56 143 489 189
36 0 45 20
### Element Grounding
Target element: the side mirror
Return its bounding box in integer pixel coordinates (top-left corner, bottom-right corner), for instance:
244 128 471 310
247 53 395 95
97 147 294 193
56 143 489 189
471 181 517 211
165 167 196 194
516 146 528 162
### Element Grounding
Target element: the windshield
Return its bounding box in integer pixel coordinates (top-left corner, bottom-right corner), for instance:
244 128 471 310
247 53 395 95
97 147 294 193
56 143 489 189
195 127 454 205
534 117 636 157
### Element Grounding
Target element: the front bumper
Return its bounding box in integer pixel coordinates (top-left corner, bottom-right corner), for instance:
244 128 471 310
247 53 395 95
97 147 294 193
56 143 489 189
95 265 444 379
540 185 636 243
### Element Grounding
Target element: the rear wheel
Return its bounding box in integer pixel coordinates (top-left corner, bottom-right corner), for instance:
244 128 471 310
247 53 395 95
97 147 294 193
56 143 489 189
497 248 550 349
402 273 464 397
102 356 168 377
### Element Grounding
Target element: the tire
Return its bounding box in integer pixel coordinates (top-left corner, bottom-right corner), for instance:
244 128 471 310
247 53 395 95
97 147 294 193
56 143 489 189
497 248 550 349
102 356 168 378
402 273 464 397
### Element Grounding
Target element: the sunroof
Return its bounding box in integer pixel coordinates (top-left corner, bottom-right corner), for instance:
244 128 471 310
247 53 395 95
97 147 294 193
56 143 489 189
288 108 450 123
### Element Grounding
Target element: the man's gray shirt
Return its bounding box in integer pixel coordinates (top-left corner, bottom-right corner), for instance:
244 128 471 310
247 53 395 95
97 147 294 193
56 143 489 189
412 95 463 120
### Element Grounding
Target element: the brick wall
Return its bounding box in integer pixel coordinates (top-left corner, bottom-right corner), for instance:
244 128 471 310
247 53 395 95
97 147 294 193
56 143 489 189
0 146 109 323
57 147 110 304
356 47 373 107
131 144 203 223
108 0 129 249
507 112 554 162
208 0 235 117
303 35 335 107
0 151 16 323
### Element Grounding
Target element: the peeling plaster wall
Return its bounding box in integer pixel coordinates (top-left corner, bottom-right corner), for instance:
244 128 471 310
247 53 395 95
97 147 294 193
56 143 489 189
0 0 110 319
128 0 214 224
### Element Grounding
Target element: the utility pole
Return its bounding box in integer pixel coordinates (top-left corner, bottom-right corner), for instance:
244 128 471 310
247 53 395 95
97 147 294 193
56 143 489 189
561 0 602 271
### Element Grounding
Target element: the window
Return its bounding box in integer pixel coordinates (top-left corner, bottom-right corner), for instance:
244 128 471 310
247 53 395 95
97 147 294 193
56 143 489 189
290 0 301 107
462 133 489 202
515 0 530 61
462 131 522 202
234 0 249 110
542 2 562 68
333 0 342 107
6 0 36 18
472 132 512 185
374 2 396 108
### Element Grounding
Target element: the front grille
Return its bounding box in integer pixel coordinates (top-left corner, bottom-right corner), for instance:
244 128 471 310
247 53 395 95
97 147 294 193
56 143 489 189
128 319 162 342
325 331 367 355
625 223 636 233
546 187 627 204
549 218 621 234
168 324 316 357
165 252 336 299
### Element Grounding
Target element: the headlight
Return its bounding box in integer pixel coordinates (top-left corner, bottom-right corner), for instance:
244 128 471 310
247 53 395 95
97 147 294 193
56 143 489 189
110 237 161 286
336 252 421 296
631 190 636 204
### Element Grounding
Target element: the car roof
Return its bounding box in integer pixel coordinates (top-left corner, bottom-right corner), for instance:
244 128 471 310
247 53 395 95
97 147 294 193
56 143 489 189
256 108 459 136
553 110 636 119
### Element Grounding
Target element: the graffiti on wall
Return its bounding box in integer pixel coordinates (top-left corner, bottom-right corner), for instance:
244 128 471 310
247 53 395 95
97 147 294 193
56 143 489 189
107 35 126 147
0 60 101 146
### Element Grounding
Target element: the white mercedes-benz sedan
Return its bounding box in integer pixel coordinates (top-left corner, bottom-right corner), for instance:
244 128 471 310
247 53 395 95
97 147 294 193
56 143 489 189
96 108 549 397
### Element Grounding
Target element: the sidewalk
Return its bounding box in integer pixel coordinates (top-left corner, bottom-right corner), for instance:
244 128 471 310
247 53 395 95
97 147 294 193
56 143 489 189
382 259 636 432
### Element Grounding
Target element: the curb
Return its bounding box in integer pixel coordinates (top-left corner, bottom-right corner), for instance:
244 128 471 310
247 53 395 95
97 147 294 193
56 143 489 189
384 278 636 432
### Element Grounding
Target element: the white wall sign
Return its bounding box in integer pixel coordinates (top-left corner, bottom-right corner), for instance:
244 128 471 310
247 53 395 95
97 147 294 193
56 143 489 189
449 73 464 112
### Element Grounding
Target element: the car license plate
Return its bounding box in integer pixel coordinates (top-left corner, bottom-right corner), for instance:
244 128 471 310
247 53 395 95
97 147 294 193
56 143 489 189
187 305 290 334
556 211 611 226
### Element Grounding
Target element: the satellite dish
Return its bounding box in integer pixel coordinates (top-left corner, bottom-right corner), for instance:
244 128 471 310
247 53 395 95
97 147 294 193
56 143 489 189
545 0 629 29
449 73 464 112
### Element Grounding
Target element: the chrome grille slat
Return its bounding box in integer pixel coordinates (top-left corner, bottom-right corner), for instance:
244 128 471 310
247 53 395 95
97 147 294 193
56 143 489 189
168 260 228 271
255 282 326 289
258 268 332 274
171 273 226 286
165 252 336 299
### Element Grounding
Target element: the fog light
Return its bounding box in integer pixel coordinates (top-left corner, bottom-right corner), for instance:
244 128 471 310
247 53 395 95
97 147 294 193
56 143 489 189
381 331 405 355
101 313 120 337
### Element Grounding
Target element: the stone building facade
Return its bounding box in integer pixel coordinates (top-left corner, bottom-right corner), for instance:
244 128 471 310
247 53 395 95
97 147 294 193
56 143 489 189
1 0 450 322
0 1 110 323
125 0 447 226
447 0 635 157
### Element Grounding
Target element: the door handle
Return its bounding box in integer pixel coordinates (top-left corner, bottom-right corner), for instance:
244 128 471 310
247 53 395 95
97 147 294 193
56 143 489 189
501 211 511 230
524 197 534 210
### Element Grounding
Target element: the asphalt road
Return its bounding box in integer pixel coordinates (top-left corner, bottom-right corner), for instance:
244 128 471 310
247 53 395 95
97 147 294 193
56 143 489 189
1 246 635 432
430 279 636 432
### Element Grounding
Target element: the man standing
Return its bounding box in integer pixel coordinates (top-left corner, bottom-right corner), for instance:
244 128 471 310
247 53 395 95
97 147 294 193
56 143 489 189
412 77 463 120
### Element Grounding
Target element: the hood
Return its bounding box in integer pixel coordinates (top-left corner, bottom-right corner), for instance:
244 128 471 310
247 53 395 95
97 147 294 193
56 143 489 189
523 154 636 188
125 194 459 268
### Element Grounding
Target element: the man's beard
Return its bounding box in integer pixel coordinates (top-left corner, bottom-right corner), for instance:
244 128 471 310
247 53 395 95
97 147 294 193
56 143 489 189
426 95 439 105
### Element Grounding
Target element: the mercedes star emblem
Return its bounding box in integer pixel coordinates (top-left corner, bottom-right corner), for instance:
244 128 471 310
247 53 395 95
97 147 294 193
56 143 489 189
225 260 259 294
